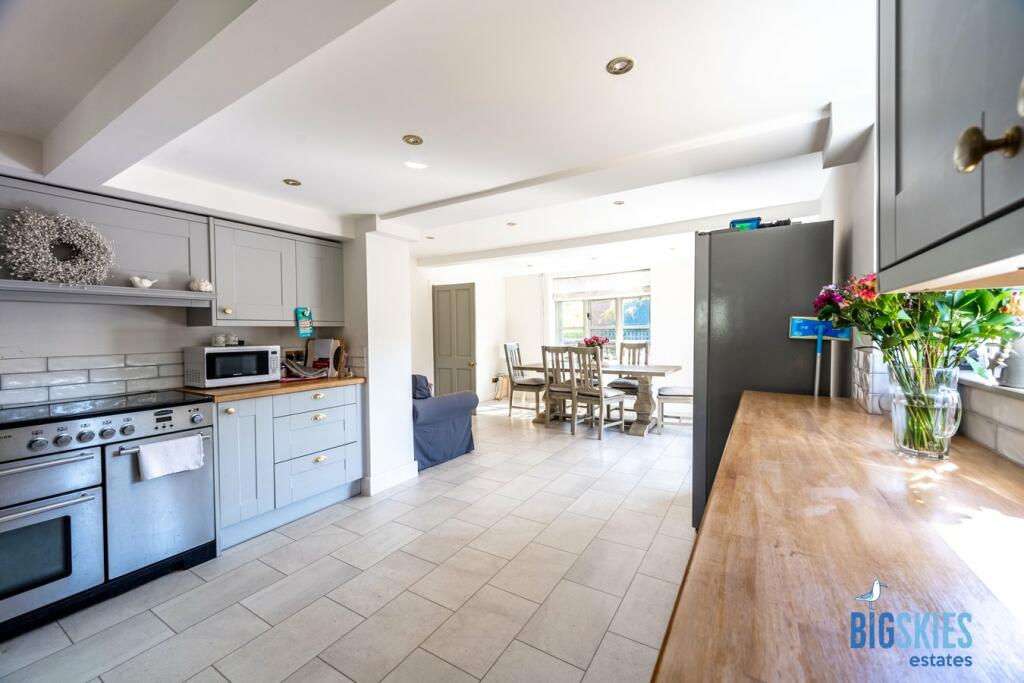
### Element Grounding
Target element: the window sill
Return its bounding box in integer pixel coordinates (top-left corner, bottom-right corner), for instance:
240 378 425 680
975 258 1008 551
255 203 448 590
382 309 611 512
960 371 1024 402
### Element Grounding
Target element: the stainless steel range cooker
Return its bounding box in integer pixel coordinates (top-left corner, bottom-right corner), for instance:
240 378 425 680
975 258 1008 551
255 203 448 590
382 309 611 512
0 390 216 639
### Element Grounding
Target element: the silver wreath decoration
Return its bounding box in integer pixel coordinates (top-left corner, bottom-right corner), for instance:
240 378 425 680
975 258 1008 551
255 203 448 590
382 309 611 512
1 208 115 285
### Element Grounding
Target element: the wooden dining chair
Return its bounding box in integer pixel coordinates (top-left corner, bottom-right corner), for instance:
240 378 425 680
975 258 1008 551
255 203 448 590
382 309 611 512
607 341 649 420
541 345 574 425
503 342 544 416
568 345 626 439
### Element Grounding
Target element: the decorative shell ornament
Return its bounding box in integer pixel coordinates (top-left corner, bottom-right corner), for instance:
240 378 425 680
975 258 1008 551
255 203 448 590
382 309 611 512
0 208 115 285
188 278 213 292
129 276 159 288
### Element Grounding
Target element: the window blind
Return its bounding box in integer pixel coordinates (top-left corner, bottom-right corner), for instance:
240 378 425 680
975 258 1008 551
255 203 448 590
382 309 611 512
551 270 651 301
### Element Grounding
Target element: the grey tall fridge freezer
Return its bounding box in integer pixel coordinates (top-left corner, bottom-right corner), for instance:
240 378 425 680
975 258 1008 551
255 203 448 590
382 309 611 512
692 220 834 528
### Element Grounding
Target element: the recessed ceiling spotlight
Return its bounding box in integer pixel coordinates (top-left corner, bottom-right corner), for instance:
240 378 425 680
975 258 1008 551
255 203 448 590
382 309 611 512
425 235 436 240
403 134 423 145
606 56 634 75
591 257 598 261
506 222 517 227
404 161 428 169
282 178 302 186
613 200 625 205
526 264 534 268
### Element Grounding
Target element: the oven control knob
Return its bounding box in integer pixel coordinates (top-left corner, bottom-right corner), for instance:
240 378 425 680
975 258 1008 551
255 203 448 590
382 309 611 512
99 427 116 439
53 434 73 448
190 413 204 425
120 424 136 436
77 430 95 443
28 437 48 451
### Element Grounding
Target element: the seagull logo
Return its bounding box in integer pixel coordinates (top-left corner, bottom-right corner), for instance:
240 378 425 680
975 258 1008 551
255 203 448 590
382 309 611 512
855 579 888 610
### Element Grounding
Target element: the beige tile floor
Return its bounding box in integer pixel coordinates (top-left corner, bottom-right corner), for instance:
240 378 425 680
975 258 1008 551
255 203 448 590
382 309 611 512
0 400 695 683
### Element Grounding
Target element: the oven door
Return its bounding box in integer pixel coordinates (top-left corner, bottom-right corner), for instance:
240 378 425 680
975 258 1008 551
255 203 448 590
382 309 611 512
104 429 214 579
205 348 270 385
0 487 104 622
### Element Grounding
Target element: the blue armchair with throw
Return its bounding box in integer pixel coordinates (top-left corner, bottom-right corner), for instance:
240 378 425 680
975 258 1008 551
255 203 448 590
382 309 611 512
412 375 478 470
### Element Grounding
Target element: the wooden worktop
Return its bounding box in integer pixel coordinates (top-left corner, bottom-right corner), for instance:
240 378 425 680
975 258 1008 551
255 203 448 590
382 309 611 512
183 376 365 403
654 391 1024 681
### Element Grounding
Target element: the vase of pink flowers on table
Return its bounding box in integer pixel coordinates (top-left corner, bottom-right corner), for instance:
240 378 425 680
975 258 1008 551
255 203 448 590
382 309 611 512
814 274 1022 460
582 335 610 348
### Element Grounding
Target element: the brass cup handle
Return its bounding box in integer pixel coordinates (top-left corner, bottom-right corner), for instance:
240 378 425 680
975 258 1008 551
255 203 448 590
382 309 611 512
222 307 233 315
224 407 236 415
313 455 327 463
468 361 477 367
955 125 1021 173
312 392 325 399
312 413 327 421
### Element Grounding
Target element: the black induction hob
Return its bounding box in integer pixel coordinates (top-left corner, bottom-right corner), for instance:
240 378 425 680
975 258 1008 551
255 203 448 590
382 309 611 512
0 389 213 429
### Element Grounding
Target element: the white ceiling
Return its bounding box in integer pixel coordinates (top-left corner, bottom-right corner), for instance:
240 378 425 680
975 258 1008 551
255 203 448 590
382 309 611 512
409 153 828 257
0 0 176 138
130 0 872 219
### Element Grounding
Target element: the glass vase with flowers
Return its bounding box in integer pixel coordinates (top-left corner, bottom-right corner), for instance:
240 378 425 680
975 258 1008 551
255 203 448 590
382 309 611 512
814 275 1021 459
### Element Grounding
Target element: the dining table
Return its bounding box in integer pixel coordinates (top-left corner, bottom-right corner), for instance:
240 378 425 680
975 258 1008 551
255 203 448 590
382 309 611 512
514 361 682 437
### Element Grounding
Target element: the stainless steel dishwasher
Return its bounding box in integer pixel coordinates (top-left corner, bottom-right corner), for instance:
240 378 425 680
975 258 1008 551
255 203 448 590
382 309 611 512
103 421 215 579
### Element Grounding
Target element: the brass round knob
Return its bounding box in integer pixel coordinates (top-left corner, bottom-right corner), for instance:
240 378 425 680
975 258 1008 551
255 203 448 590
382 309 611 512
313 413 326 421
222 307 233 315
312 392 325 399
313 455 327 463
224 407 236 415
468 361 477 367
954 125 1021 173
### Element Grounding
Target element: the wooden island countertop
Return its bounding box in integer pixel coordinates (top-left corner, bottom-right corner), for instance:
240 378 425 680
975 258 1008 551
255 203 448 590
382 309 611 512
183 376 365 403
655 391 1024 681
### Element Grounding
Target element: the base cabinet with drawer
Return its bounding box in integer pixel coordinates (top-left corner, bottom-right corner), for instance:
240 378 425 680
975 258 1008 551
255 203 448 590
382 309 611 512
214 383 364 548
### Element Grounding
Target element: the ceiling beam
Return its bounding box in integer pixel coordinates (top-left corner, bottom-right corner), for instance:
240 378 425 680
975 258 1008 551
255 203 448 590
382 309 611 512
417 200 820 268
43 0 396 188
384 112 829 229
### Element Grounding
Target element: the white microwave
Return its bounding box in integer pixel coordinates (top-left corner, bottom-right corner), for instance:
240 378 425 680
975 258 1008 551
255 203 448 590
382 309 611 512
183 345 281 388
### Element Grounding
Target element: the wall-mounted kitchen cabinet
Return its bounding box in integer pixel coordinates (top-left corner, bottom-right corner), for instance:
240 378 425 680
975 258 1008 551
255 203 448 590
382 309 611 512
0 176 214 307
188 220 344 327
878 1 1024 292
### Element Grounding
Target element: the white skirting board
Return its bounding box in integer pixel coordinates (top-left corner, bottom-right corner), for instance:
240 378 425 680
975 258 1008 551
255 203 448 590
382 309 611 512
362 460 418 496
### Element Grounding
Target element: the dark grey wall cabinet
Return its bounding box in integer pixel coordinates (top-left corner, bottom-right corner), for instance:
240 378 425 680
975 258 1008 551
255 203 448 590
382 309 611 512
878 1 1024 292
0 176 210 292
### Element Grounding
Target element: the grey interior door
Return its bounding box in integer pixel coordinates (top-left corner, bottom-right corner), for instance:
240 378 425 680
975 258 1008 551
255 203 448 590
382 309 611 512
433 283 476 396
215 223 296 322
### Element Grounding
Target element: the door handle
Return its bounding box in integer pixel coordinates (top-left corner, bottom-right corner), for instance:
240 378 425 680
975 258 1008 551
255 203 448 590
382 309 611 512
224 407 236 415
115 434 210 456
222 307 233 315
313 454 328 463
0 452 95 477
312 392 325 399
0 493 96 524
955 125 1021 173
468 361 477 367
312 413 327 421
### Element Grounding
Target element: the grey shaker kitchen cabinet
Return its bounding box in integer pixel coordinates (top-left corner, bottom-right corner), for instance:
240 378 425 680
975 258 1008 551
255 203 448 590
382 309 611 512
217 398 275 527
0 176 213 305
213 221 297 322
296 241 344 325
878 1 1024 292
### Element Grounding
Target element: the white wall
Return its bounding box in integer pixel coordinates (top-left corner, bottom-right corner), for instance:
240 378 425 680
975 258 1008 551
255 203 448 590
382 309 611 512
649 234 695 393
820 130 877 397
505 275 547 365
473 278 507 398
346 219 416 494
409 257 434 383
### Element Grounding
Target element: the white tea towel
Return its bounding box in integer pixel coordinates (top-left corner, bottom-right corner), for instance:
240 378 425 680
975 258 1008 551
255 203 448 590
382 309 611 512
138 434 205 480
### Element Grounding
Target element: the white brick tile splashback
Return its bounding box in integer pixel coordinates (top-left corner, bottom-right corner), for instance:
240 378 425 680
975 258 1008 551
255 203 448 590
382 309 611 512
0 387 49 404
48 355 125 371
0 352 191 405
89 367 159 383
126 352 183 367
0 357 47 374
49 381 126 400
958 378 1024 467
1 370 89 389
126 377 182 393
